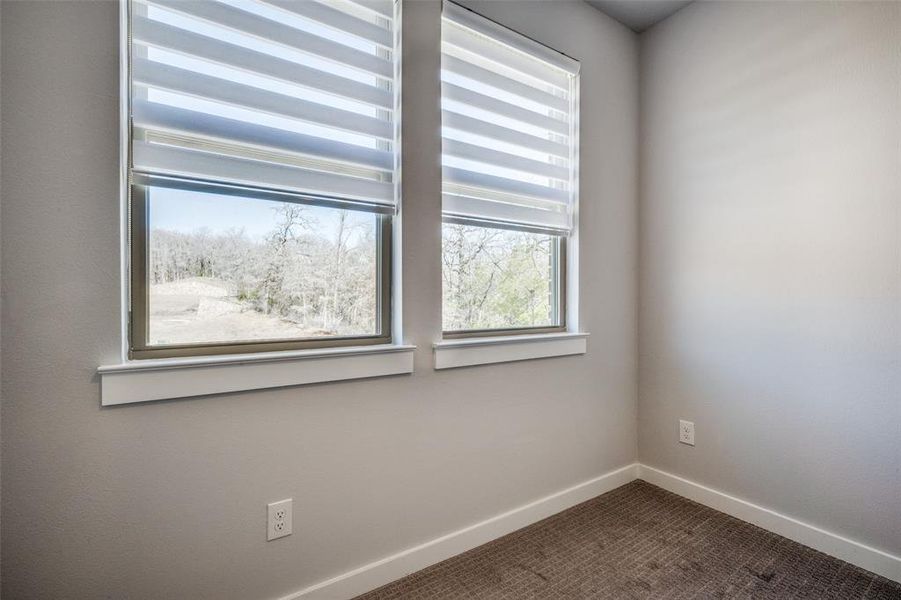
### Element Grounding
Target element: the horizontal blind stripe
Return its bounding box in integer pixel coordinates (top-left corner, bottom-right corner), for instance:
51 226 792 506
135 173 395 215
350 0 393 18
442 139 568 181
132 15 393 108
134 100 394 171
442 25 570 90
442 194 570 232
261 0 392 48
443 1 579 75
442 110 569 158
133 57 392 140
443 167 569 204
444 182 565 211
134 142 395 205
441 82 568 135
150 0 393 78
442 55 568 112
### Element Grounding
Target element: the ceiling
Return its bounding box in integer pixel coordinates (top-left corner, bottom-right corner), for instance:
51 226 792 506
586 0 693 33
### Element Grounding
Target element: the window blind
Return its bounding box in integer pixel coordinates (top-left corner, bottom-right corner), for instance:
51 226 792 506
440 2 579 234
129 0 398 211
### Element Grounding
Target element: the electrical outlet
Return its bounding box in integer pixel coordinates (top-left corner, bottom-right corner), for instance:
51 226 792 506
267 499 293 541
679 420 695 446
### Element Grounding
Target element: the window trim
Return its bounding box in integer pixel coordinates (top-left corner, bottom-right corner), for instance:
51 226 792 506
441 233 567 338
100 343 416 406
128 182 393 360
434 332 587 370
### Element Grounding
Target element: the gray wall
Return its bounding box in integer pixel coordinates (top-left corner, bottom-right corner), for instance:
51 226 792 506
639 1 901 557
0 1 639 598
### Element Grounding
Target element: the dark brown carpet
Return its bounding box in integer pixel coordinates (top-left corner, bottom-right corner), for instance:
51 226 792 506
354 480 901 599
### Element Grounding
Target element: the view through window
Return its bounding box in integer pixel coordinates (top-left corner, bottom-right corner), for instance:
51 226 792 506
146 187 380 346
442 223 559 332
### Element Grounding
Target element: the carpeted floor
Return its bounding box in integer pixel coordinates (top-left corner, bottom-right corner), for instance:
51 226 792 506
354 480 901 599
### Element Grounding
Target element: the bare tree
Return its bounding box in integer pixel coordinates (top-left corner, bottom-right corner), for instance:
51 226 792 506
148 205 552 340
259 204 312 315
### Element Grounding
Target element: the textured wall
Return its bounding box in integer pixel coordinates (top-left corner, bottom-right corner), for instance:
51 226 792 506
639 1 901 557
0 1 639 597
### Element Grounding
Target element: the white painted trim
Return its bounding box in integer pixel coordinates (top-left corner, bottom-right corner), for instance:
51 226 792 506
433 332 587 369
638 464 901 584
118 0 130 361
98 344 415 406
390 0 404 345
274 462 900 600
279 463 639 600
566 64 580 334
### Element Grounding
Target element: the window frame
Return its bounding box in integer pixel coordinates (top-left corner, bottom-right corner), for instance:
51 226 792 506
439 2 579 340
123 0 402 361
441 228 567 339
128 181 393 360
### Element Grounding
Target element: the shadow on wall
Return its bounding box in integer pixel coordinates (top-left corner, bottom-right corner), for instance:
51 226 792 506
640 0 901 556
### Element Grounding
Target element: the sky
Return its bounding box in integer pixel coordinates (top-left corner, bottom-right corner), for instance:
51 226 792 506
150 187 283 238
149 187 375 242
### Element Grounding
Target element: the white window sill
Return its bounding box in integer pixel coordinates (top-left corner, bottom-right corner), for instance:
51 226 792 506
433 332 588 370
98 344 416 406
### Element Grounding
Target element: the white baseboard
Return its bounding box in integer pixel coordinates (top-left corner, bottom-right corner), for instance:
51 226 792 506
278 463 640 600
638 464 901 584
276 462 899 600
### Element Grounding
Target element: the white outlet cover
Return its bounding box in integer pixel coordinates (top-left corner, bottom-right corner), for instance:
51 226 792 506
679 420 695 446
267 498 293 541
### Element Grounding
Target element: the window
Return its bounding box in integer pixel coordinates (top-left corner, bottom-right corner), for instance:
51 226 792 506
442 223 563 332
127 0 399 359
440 2 579 336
